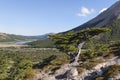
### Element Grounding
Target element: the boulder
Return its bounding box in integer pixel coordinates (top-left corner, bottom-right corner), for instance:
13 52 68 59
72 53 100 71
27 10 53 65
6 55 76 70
107 78 114 80
96 69 103 76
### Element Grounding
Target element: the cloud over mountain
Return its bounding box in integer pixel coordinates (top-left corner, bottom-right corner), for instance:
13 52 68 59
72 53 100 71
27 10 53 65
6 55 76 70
77 7 95 17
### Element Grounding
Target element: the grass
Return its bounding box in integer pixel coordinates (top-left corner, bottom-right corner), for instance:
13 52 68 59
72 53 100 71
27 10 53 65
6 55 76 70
0 48 66 62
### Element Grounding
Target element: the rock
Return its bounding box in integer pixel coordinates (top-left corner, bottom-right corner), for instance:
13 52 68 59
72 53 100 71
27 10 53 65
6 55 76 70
115 74 120 79
66 67 78 79
107 78 115 80
93 62 106 70
95 69 103 76
115 58 120 65
42 76 56 80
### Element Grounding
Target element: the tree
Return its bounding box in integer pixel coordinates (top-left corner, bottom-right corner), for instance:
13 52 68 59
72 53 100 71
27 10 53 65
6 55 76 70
50 28 111 64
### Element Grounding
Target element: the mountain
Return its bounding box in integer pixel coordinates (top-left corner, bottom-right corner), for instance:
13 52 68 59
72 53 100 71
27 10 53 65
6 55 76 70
0 32 30 42
29 33 54 39
0 32 54 42
71 0 120 31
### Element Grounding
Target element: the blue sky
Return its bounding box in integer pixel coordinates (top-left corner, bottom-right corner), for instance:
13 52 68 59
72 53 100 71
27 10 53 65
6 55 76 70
0 0 118 36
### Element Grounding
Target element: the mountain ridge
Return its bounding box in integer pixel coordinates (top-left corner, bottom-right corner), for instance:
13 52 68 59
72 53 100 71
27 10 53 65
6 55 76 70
0 32 30 42
0 32 52 42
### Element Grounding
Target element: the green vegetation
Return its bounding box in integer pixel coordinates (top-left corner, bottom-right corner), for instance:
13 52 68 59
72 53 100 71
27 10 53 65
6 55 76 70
0 26 120 80
0 48 66 62
107 20 120 41
0 55 12 80
0 48 67 80
109 41 120 56
0 33 30 42
9 60 33 80
50 28 110 63
104 64 120 78
96 19 120 43
37 55 69 73
26 39 55 48
95 64 120 79
80 43 110 61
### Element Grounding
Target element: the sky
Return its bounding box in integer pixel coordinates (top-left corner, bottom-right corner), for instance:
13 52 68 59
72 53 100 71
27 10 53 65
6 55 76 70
0 0 118 36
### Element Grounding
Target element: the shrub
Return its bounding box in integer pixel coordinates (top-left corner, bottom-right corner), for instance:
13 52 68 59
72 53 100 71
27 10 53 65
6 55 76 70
94 44 110 57
81 62 97 70
104 64 120 78
24 69 35 79
76 67 84 73
9 60 33 80
95 77 104 80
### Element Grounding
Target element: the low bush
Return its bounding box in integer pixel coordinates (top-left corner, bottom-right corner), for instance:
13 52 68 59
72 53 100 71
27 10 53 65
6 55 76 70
80 62 98 70
104 64 120 78
76 67 84 73
95 77 104 80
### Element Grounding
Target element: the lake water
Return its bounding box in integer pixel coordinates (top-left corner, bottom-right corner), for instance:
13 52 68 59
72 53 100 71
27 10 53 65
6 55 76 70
9 39 37 45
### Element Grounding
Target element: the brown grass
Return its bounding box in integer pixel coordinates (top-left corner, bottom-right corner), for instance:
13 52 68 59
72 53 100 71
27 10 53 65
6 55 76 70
0 44 27 48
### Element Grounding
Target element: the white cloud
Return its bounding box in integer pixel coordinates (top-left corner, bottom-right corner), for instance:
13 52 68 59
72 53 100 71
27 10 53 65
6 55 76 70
77 7 95 17
99 8 107 13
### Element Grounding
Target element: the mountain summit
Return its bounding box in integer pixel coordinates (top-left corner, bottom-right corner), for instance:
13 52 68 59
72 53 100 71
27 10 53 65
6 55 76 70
71 0 120 31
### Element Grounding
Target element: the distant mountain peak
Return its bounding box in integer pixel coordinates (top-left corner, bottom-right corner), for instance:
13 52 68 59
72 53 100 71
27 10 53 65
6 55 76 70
0 32 29 42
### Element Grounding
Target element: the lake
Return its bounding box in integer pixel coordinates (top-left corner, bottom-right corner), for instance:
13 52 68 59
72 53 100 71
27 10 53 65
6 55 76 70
9 39 37 45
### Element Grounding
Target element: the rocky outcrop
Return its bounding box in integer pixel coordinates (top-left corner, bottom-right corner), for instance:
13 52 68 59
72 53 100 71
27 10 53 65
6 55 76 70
35 57 120 80
65 67 78 80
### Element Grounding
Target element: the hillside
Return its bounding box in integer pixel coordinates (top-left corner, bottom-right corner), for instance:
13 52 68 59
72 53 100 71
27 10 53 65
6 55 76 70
0 32 30 42
90 19 120 43
26 39 55 48
29 33 54 39
101 19 120 42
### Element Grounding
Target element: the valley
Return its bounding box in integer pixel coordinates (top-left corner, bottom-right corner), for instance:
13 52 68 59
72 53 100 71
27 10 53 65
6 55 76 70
0 0 120 80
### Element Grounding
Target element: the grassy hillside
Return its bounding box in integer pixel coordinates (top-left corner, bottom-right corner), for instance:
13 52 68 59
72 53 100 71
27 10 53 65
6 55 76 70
0 33 30 42
106 19 120 40
97 19 120 43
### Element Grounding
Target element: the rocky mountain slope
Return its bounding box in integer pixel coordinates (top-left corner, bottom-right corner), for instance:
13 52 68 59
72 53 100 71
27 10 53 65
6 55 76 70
71 0 120 31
